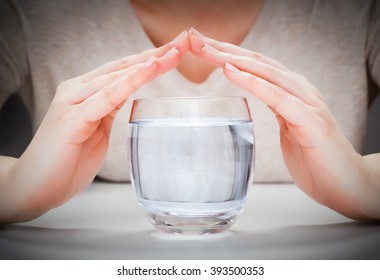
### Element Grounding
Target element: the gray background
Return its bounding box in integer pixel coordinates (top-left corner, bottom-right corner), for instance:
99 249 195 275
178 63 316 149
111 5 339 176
0 93 379 157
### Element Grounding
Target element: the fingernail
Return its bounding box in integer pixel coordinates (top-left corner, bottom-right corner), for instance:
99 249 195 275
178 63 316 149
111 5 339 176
143 56 157 67
225 62 240 73
190 27 206 39
173 31 186 43
162 47 179 58
203 44 219 53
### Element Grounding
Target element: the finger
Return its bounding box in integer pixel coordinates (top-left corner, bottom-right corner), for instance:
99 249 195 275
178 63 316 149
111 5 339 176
188 27 288 71
189 28 323 104
79 48 181 122
224 62 313 127
69 67 137 104
201 44 323 105
72 47 182 103
172 30 190 54
78 30 189 83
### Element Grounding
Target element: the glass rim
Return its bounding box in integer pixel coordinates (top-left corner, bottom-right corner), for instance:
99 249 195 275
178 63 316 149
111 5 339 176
130 95 251 123
133 96 247 102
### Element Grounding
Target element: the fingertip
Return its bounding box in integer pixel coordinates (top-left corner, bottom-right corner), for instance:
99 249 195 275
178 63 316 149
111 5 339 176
172 30 186 43
188 28 204 53
173 31 190 55
189 27 206 39
183 30 191 53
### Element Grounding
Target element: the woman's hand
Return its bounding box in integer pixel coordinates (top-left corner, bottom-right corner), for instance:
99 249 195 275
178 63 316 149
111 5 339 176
188 28 380 220
0 31 190 223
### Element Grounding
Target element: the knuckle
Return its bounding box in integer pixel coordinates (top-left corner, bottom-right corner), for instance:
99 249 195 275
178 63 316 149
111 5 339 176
125 72 138 91
263 64 279 77
214 40 222 49
309 84 324 100
107 71 118 81
118 57 130 67
101 86 118 108
274 85 287 97
250 51 264 60
274 61 286 70
273 86 289 104
101 86 110 97
125 72 134 81
56 80 71 93
246 74 259 92
54 80 76 104
270 86 288 110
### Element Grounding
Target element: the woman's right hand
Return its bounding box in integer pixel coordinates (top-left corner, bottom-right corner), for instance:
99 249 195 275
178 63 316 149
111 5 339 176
0 31 190 223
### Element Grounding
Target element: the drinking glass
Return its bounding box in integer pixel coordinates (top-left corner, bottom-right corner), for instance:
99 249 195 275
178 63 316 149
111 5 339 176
128 96 255 235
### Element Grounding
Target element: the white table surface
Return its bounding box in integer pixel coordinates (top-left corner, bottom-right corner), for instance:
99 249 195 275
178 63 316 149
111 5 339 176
1 181 379 260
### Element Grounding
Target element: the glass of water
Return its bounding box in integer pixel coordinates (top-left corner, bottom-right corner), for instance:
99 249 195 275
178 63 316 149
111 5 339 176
128 96 255 235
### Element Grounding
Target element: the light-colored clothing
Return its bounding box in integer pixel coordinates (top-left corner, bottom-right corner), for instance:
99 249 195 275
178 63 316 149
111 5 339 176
1 0 379 182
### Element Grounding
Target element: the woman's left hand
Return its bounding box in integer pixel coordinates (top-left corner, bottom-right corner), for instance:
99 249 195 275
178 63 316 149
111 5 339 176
188 28 380 220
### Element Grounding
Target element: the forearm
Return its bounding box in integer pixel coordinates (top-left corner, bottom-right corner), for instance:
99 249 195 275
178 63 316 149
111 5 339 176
0 152 55 223
0 156 17 215
363 153 380 185
298 128 380 221
360 153 380 218
315 146 380 221
0 156 38 223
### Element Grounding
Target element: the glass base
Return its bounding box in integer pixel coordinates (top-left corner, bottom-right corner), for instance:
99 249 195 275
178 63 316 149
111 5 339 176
147 213 237 236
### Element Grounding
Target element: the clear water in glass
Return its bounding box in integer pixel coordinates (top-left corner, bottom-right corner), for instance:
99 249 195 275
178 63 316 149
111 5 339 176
129 116 254 235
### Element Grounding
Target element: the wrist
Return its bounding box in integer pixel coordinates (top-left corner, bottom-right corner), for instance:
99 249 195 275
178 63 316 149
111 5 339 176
319 153 379 221
0 156 49 224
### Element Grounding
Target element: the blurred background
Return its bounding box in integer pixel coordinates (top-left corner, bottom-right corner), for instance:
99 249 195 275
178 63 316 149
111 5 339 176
1 92 379 158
